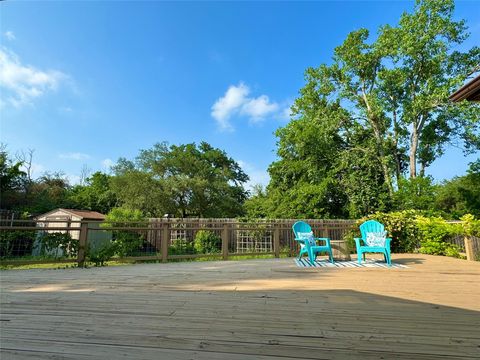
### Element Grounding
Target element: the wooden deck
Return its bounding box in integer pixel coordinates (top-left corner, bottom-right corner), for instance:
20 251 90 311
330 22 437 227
1 254 479 359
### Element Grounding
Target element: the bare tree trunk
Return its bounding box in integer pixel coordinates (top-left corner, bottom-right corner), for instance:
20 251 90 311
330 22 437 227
392 108 402 184
410 128 418 178
372 125 394 196
419 162 425 177
362 86 394 196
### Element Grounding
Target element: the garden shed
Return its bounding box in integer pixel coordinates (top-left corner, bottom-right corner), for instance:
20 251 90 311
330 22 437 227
32 208 111 256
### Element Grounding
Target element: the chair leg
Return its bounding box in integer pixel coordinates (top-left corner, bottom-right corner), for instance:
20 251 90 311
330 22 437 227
357 251 362 264
329 250 334 263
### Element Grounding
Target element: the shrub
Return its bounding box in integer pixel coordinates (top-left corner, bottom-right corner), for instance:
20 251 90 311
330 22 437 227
0 230 36 258
38 232 78 258
345 210 421 253
343 211 469 259
194 230 221 254
416 216 461 258
103 207 147 257
169 239 195 255
87 242 117 266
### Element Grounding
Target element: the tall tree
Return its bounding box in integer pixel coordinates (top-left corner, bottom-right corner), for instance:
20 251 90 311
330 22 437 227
379 0 480 177
68 172 118 214
0 146 27 209
112 142 249 218
297 0 479 189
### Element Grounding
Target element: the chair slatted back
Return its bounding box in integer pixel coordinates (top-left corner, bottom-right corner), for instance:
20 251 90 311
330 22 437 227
292 221 312 238
359 220 385 241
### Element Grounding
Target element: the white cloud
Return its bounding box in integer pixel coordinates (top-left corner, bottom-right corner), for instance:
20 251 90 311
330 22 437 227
101 158 115 172
278 102 293 121
241 95 279 122
211 83 250 131
211 82 291 131
0 47 67 108
4 31 16 41
59 152 90 160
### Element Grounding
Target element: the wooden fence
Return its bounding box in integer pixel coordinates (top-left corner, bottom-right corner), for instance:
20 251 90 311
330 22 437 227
1 218 479 265
0 218 355 266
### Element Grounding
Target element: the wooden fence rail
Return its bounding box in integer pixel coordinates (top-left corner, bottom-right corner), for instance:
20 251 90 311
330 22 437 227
1 218 479 265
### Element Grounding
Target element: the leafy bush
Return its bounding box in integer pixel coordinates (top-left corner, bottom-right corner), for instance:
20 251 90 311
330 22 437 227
168 239 195 255
345 210 421 253
194 230 221 254
343 211 474 259
0 230 36 258
87 242 117 266
38 232 78 258
416 216 461 258
103 207 147 257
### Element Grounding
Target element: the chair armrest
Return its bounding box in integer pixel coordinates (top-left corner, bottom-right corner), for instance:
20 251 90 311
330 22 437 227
354 237 363 249
314 237 331 247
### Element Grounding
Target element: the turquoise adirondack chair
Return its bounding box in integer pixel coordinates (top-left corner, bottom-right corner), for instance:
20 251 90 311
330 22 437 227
354 220 392 266
292 221 333 265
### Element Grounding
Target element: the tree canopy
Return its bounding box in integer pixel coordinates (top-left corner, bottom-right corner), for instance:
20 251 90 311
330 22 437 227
111 142 249 218
245 0 480 219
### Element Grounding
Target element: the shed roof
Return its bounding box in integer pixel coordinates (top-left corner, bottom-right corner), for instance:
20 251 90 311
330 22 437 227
449 74 480 102
35 208 106 220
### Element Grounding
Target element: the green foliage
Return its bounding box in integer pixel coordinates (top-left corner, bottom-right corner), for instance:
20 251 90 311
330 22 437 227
168 239 195 255
346 211 471 258
86 242 117 266
103 208 147 257
68 172 118 214
0 230 36 258
393 177 438 211
435 160 480 218
193 230 221 254
416 216 462 257
250 0 480 220
354 211 421 253
38 232 78 258
112 142 248 218
23 172 73 214
0 148 27 210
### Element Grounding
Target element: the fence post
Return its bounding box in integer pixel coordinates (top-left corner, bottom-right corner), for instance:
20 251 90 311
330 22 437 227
274 227 280 258
464 236 475 261
77 222 88 267
222 224 229 260
162 223 169 263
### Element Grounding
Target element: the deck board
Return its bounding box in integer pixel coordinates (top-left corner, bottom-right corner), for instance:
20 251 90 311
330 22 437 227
1 254 480 359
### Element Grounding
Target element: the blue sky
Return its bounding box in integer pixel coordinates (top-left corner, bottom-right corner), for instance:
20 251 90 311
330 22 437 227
1 1 479 189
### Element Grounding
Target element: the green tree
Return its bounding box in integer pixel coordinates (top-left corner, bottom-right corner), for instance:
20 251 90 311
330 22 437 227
378 0 480 177
24 172 72 214
253 0 479 220
68 172 118 214
295 0 479 190
435 159 480 218
393 176 438 211
112 142 249 218
261 104 349 218
0 147 26 209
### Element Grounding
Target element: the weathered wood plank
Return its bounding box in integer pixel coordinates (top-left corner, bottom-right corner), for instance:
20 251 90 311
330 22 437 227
1 254 479 359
